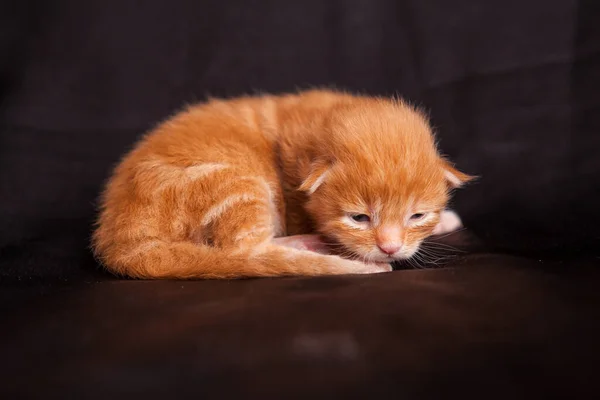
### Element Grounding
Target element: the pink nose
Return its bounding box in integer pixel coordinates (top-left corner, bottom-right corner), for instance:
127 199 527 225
377 242 401 255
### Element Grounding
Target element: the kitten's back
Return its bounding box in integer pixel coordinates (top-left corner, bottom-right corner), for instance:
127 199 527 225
92 90 390 279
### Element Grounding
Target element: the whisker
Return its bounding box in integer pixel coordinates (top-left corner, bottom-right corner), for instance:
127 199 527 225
432 226 466 239
402 255 422 270
408 242 463 269
422 240 462 249
421 242 465 253
418 248 448 257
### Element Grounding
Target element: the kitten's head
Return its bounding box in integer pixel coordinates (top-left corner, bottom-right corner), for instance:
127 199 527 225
299 99 473 263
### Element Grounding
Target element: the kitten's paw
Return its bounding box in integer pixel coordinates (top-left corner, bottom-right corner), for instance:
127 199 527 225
433 209 463 235
342 259 392 274
367 263 393 273
273 234 330 254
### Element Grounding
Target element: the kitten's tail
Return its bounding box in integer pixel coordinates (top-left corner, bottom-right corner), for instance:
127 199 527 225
95 240 389 279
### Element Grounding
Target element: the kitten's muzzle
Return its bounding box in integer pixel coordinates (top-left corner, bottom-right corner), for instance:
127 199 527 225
377 243 402 255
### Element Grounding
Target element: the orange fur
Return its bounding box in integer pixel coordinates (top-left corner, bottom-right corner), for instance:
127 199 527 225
92 89 473 279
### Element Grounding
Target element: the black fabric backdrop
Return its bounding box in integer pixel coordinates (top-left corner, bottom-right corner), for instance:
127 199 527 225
1 0 599 278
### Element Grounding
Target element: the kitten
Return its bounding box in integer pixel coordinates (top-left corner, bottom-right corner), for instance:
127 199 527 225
92 89 473 279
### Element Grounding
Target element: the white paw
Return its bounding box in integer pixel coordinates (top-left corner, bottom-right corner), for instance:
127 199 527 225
337 259 392 275
357 262 393 274
370 263 393 273
433 209 463 235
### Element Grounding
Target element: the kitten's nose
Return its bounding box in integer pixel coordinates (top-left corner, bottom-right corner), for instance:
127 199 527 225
377 242 401 255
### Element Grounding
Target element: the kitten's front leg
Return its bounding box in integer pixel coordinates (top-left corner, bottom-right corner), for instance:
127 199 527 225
433 209 464 235
272 234 330 254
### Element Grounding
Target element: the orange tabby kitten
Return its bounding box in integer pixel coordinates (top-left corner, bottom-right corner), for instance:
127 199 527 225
92 89 473 279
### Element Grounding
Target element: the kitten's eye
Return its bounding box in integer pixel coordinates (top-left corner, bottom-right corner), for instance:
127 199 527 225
351 214 371 223
410 213 426 220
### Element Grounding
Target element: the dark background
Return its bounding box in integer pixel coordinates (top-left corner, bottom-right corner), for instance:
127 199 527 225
1 1 599 398
2 0 598 279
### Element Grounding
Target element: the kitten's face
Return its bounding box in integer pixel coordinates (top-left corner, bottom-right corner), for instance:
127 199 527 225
303 160 463 263
299 104 472 263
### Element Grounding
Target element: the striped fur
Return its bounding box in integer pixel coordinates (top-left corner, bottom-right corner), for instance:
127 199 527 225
92 90 472 279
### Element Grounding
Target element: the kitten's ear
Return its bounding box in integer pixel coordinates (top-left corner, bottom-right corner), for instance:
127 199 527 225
299 159 332 194
440 159 476 188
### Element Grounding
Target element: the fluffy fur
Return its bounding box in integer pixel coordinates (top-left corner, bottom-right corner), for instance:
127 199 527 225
92 89 473 279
